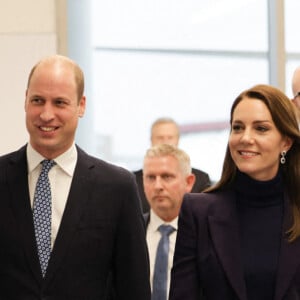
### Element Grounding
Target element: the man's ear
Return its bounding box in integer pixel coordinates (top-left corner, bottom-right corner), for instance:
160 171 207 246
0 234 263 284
78 96 86 117
24 90 28 112
186 173 196 193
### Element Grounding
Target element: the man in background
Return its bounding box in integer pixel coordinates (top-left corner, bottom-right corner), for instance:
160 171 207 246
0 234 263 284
143 144 195 300
0 55 150 300
134 117 211 213
291 66 300 121
292 65 300 108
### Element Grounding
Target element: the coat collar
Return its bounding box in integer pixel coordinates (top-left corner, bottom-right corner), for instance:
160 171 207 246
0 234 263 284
208 190 247 300
7 145 95 284
7 145 43 284
208 189 300 300
43 146 95 284
274 193 300 300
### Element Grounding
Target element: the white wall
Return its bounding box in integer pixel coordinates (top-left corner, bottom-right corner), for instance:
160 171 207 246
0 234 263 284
0 0 66 155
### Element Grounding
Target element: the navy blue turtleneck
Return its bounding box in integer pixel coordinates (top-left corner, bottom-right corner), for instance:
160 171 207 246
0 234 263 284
234 170 284 300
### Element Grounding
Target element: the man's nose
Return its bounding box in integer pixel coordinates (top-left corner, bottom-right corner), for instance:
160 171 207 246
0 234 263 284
40 104 55 121
153 177 163 189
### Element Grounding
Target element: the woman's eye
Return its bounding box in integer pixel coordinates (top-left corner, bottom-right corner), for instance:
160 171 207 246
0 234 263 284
256 126 268 132
232 124 242 131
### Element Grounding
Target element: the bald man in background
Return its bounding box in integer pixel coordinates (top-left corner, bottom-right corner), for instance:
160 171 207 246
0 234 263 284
291 66 300 122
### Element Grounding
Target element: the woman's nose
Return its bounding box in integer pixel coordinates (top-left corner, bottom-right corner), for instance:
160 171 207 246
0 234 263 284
240 129 254 143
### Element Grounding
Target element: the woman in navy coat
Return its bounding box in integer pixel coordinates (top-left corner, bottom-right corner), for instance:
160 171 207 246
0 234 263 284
169 84 300 300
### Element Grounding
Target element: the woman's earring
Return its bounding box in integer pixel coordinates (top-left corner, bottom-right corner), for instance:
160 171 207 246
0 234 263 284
280 150 286 164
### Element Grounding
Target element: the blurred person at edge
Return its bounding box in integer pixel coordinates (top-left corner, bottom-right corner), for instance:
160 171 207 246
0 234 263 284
169 84 300 300
291 66 300 122
134 117 211 213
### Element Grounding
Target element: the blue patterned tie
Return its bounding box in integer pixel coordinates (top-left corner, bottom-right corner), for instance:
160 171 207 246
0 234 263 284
33 159 56 277
152 224 175 300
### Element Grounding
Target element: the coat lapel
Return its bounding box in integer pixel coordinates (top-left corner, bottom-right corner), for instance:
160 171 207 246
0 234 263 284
208 191 247 300
7 146 43 284
44 148 93 284
274 195 300 300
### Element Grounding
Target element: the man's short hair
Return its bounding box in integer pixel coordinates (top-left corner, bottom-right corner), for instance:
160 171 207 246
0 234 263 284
144 144 191 175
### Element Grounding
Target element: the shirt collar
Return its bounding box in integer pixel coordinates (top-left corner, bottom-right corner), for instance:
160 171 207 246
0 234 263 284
149 209 178 232
26 143 78 176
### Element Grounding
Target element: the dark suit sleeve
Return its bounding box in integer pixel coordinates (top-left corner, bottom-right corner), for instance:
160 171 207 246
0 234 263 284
133 169 150 213
112 173 151 300
169 194 202 300
191 168 211 193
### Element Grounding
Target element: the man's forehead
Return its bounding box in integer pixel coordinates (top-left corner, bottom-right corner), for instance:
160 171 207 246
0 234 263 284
154 123 177 130
144 156 179 170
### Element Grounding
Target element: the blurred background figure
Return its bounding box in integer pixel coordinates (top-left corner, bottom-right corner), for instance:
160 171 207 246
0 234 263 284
143 144 195 300
291 66 300 108
291 66 300 122
134 117 211 213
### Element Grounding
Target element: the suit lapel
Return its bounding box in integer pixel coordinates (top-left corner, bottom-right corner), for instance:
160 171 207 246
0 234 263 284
208 191 247 300
44 148 93 283
274 195 300 300
143 212 150 227
7 146 43 284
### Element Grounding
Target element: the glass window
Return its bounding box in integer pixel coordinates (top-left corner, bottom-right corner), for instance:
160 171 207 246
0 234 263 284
285 0 300 53
90 0 269 181
285 0 300 97
92 0 267 51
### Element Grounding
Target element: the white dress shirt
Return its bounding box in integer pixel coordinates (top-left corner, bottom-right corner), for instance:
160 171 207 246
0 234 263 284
27 143 77 248
146 210 178 297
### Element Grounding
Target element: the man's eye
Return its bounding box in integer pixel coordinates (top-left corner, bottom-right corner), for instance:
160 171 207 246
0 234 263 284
31 98 43 104
162 174 173 181
55 100 67 106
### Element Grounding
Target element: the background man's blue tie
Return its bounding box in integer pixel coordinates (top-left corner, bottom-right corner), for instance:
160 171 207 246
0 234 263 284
33 159 56 277
152 224 175 300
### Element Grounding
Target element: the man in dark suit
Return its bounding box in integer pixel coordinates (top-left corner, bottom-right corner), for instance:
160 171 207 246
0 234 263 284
134 117 211 213
0 55 151 300
142 144 195 300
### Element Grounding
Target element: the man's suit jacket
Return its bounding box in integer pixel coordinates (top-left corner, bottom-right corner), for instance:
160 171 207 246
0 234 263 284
143 212 150 227
134 168 211 213
169 191 300 300
0 145 151 300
